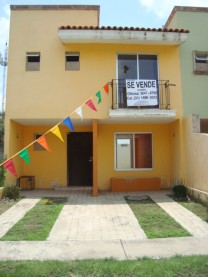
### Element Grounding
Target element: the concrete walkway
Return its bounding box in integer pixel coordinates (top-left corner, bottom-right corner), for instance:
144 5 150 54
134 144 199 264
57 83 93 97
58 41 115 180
48 190 147 241
0 237 208 260
0 189 208 260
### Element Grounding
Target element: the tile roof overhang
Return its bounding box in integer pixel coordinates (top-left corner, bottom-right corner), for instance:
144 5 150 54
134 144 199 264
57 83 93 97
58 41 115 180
58 26 189 45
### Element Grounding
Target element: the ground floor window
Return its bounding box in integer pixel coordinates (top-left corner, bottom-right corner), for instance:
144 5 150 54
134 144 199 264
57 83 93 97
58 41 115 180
115 133 152 170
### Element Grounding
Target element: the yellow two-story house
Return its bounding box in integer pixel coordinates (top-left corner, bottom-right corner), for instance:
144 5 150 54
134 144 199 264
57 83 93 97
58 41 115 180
4 5 189 195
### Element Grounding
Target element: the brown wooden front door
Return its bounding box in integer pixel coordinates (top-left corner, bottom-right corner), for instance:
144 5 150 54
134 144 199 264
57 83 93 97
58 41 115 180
67 132 93 186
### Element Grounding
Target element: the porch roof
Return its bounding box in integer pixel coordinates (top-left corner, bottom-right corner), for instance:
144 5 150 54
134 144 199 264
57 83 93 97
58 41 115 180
58 26 189 45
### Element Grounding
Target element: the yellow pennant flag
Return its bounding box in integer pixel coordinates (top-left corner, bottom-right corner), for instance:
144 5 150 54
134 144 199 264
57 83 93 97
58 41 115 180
50 126 64 142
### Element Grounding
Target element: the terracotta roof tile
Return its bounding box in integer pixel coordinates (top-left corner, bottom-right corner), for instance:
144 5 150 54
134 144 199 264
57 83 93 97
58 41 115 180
58 25 190 33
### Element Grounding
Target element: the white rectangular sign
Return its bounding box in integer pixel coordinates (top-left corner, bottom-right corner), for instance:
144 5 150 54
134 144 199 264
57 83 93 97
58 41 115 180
126 79 158 106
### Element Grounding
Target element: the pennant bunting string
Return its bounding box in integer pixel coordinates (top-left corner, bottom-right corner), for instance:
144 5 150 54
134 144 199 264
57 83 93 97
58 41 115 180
0 81 110 170
96 91 102 104
75 107 83 121
85 99 97 112
103 83 109 94
51 126 64 142
63 117 75 132
18 148 30 165
3 159 17 177
37 136 51 151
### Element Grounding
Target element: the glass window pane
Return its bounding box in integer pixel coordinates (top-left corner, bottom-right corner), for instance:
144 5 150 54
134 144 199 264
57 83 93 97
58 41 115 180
117 55 137 108
116 134 133 169
65 52 80 71
138 55 158 80
134 134 152 169
118 54 137 80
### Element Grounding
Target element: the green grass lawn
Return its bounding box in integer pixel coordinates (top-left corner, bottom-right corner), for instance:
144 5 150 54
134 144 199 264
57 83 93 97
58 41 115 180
168 194 208 222
126 197 190 238
0 256 207 277
0 197 66 241
177 200 208 222
0 199 19 215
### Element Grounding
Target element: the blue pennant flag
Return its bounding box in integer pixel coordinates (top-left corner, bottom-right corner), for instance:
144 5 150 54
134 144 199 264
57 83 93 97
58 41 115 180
63 117 75 132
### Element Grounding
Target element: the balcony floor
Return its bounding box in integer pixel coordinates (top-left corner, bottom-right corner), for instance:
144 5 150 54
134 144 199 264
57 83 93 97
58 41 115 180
108 108 177 124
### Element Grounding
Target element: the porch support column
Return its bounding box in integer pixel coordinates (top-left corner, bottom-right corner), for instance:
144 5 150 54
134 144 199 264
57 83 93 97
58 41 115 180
93 119 98 196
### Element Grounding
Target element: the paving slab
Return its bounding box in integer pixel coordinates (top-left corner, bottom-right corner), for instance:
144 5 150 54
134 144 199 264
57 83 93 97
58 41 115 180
47 190 147 241
122 236 208 259
0 236 208 260
0 240 126 261
0 198 40 238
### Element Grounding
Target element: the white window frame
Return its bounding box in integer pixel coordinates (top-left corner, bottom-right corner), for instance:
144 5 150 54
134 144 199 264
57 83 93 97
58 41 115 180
116 53 159 108
116 52 159 80
193 51 208 75
114 132 153 171
65 52 80 71
26 52 40 71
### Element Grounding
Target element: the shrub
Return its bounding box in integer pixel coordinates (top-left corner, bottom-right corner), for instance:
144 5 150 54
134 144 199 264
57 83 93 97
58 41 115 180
3 185 20 200
172 179 187 200
0 163 5 187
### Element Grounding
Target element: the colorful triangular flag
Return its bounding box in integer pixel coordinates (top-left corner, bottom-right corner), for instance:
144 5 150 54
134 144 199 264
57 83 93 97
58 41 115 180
96 91 102 104
75 107 83 121
18 148 30 165
103 83 109 94
51 126 64 142
63 117 75 132
2 159 17 177
85 99 97 112
36 136 51 151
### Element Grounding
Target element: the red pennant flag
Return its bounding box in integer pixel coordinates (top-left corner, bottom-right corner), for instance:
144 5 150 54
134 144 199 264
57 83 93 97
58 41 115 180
103 83 109 94
2 159 17 177
36 136 51 151
85 99 97 112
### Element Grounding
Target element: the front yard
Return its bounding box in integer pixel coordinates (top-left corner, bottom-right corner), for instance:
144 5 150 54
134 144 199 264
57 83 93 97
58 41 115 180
0 197 66 241
174 199 208 222
0 191 207 241
126 196 190 238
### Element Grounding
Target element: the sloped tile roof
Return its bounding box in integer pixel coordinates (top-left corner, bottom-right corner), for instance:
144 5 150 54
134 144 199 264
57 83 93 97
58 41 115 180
58 25 190 33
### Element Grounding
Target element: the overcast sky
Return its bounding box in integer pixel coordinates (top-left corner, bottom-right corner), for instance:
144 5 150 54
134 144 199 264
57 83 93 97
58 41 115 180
0 0 208 109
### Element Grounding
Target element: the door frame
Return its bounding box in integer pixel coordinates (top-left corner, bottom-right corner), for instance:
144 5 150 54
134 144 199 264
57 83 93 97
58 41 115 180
67 131 93 187
66 120 98 196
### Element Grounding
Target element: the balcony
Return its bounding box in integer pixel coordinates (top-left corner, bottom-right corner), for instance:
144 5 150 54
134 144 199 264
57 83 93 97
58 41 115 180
109 79 177 123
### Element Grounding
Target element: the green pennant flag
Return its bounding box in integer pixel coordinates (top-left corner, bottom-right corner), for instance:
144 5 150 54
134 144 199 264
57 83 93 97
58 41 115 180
96 91 102 104
18 148 30 165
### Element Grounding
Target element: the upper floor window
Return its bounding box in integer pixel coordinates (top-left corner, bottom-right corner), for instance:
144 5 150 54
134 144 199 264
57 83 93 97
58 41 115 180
65 52 80 71
193 51 208 75
26 52 40 71
117 54 158 108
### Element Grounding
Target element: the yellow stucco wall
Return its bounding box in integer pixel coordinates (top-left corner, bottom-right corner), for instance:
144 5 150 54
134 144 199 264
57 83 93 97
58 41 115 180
23 124 93 189
6 8 183 120
5 122 172 190
4 120 24 185
98 123 171 190
169 119 185 183
6 37 183 119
